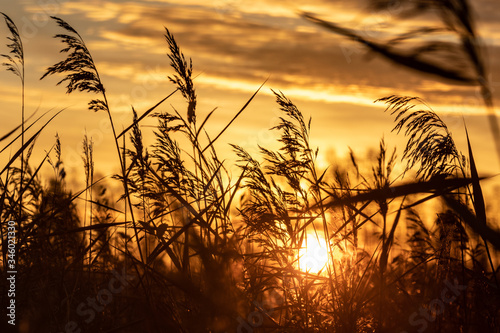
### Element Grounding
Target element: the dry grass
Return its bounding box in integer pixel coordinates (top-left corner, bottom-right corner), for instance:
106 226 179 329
1 7 500 333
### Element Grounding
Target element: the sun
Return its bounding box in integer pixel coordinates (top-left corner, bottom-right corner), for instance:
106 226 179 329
298 233 330 274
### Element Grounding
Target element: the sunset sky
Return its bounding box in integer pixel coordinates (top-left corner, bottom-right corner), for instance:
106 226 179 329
1 0 500 190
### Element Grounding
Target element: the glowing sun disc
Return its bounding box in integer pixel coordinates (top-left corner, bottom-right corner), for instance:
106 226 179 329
298 235 329 273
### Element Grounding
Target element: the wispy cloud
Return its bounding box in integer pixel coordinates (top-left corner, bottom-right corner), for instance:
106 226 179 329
2 0 498 174
36 0 497 110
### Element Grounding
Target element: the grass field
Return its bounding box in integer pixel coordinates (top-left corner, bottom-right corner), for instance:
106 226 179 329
1 2 500 332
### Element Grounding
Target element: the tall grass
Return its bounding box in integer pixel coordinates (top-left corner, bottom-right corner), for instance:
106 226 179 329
0 8 499 333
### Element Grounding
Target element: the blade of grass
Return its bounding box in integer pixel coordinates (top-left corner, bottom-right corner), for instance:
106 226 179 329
380 198 405 273
302 13 477 83
77 198 124 214
0 110 50 154
195 107 217 141
443 195 500 250
0 109 64 176
201 79 268 154
42 221 128 238
465 125 498 286
0 107 40 143
116 89 178 139
320 177 480 211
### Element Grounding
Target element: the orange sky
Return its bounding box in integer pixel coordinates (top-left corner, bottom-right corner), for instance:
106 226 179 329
1 0 500 192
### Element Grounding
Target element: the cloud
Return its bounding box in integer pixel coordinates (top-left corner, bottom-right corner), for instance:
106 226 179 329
1 0 498 178
12 0 499 112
